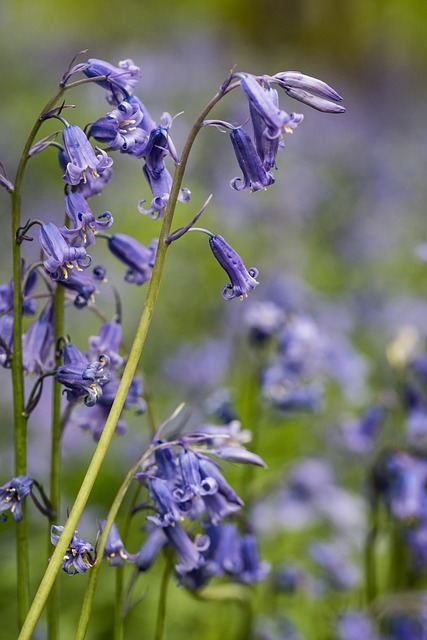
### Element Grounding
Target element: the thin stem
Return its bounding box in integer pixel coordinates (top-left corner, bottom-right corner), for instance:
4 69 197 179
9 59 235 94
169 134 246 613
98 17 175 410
74 445 158 640
154 552 173 640
19 86 232 640
11 80 67 632
46 284 64 640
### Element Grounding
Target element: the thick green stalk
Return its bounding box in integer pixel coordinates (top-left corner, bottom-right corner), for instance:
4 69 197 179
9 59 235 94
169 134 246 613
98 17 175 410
19 86 230 640
46 285 64 640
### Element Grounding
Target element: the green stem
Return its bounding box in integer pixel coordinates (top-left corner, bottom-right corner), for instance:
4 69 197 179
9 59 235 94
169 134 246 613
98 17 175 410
46 285 64 640
10 82 67 632
113 383 157 640
74 444 160 640
19 86 231 640
154 552 173 640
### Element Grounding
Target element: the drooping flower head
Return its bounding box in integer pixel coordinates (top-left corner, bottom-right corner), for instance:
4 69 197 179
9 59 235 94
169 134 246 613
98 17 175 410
83 58 141 102
50 525 95 575
54 343 110 406
64 191 113 247
22 300 55 375
54 265 106 308
0 475 33 522
62 125 113 186
99 520 134 567
229 127 275 192
208 234 259 300
107 233 158 285
90 99 148 156
39 222 91 280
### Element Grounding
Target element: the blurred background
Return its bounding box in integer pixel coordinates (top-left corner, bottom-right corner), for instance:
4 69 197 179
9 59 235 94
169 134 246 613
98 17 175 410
1 0 427 638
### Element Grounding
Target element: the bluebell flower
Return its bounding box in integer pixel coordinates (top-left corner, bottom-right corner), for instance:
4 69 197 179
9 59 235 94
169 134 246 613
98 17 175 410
271 71 346 113
373 450 427 522
335 612 378 640
99 520 134 567
204 523 243 577
72 376 145 441
197 456 244 508
237 73 293 140
127 95 157 135
337 405 385 454
229 128 275 192
238 532 270 584
83 58 141 100
22 300 55 375
0 475 33 522
138 164 191 220
39 222 91 279
54 343 110 406
54 265 106 308
0 313 13 367
0 266 38 316
209 234 259 300
107 233 158 285
135 526 167 571
64 191 113 247
50 525 95 575
163 523 207 575
145 476 184 527
173 450 218 502
88 321 123 369
404 386 427 450
90 99 148 156
62 125 113 186
143 121 179 174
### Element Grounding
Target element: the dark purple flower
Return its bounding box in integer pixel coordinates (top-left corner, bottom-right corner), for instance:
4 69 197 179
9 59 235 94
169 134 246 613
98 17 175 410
0 313 13 367
138 164 191 220
163 523 206 575
99 520 134 567
90 99 148 156
143 122 179 174
62 125 113 186
64 191 113 247
107 233 158 285
55 265 106 308
83 58 141 100
238 532 270 584
272 71 346 113
22 300 55 375
173 450 218 503
54 343 110 406
0 267 38 316
50 525 95 575
88 321 123 369
373 450 427 522
229 128 275 192
0 475 33 522
209 234 259 300
238 73 292 140
145 476 183 527
73 376 145 441
39 222 91 279
135 526 167 571
127 95 157 135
